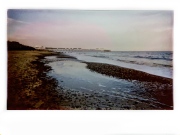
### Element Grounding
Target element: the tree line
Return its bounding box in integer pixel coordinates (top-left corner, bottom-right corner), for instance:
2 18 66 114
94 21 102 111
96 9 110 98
8 41 35 51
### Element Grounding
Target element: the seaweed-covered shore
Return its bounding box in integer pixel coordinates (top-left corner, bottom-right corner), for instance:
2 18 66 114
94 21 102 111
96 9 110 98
85 62 173 109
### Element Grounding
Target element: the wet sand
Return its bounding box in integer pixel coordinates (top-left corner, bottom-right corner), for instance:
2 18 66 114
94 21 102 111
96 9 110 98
85 62 172 84
85 62 173 109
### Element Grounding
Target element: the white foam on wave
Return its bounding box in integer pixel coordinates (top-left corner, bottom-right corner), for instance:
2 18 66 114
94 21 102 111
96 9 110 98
98 83 106 87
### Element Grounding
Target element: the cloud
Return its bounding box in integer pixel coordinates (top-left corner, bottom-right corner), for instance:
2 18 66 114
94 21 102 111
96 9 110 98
7 10 173 51
7 18 30 40
8 18 30 26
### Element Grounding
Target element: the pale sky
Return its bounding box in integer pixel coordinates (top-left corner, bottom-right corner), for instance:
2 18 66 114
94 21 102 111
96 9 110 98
7 10 173 51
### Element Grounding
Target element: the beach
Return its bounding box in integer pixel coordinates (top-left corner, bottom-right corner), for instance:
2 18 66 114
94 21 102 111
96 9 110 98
7 50 66 109
85 62 173 108
8 50 173 110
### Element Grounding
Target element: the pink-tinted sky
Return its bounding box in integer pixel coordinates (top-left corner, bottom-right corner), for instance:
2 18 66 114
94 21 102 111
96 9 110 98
7 10 173 51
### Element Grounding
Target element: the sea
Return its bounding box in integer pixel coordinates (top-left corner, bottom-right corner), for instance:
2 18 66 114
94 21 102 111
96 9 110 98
61 50 173 79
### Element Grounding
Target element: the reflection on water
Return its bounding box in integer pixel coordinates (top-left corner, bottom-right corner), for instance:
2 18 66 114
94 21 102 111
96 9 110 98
45 56 170 109
48 60 135 94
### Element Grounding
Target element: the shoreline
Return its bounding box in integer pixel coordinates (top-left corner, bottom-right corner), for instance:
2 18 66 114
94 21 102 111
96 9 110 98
45 52 173 109
7 51 173 110
84 62 173 109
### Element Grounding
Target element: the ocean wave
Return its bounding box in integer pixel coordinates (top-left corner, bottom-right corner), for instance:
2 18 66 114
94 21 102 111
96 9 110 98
117 59 172 67
90 55 109 59
153 63 173 67
117 59 145 65
134 55 172 61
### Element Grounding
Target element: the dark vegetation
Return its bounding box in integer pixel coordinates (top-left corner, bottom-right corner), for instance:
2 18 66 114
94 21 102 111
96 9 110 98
8 41 35 51
7 51 66 109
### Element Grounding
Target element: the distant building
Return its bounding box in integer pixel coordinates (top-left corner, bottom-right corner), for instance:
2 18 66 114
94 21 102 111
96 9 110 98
35 46 45 50
104 50 111 52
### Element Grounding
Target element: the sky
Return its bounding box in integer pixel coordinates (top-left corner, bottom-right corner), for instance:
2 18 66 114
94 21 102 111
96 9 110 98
7 10 173 51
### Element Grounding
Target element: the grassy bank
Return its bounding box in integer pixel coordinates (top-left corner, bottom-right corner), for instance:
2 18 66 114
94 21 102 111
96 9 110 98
7 50 66 110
